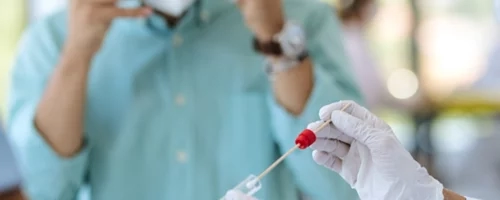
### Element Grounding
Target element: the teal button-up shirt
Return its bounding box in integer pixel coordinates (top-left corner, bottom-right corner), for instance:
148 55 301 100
0 119 22 193
7 0 362 199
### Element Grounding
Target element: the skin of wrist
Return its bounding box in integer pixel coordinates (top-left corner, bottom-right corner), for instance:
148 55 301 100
443 188 466 200
60 43 95 68
63 47 94 62
254 20 285 43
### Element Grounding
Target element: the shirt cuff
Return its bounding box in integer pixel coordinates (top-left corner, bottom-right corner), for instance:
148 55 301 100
16 103 89 174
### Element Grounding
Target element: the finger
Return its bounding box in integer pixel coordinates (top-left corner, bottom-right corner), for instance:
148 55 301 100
330 110 371 144
310 139 350 158
307 121 342 138
307 121 354 144
312 150 342 172
319 100 353 120
101 6 152 19
319 100 377 123
319 101 342 121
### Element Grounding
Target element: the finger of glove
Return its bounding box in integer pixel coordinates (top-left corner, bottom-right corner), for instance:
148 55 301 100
307 121 354 144
330 110 372 145
225 190 258 200
319 100 377 122
310 138 350 159
312 150 342 172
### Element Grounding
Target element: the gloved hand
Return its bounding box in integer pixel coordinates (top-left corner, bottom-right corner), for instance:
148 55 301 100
309 101 444 200
224 190 258 200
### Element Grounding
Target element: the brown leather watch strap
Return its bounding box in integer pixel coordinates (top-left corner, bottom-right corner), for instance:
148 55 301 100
252 38 283 56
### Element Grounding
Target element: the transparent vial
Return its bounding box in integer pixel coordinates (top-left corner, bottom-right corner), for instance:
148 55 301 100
221 174 262 200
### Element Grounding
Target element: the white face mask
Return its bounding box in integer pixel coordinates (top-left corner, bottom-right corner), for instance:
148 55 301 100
144 0 195 17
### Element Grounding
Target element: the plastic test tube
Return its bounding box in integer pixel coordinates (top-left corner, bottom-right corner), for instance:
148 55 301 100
221 174 262 200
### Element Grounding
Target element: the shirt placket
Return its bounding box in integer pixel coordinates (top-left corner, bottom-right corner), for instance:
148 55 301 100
166 25 197 200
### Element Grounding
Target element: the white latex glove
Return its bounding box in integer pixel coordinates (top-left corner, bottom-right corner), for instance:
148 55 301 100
309 101 444 200
224 190 258 200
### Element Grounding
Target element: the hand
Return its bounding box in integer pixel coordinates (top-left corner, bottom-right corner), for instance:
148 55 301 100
224 190 258 200
66 0 151 59
236 0 285 42
308 101 444 200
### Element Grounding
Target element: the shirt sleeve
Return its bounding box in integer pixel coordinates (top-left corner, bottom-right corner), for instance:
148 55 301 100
0 120 22 193
267 4 363 200
6 19 90 200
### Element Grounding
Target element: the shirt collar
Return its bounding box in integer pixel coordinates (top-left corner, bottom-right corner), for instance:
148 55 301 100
187 0 235 26
198 0 234 22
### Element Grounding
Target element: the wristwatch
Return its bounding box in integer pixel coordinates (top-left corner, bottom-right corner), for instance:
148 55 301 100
253 21 309 76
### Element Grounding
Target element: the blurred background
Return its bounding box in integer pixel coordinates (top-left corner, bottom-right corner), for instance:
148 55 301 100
1 0 500 199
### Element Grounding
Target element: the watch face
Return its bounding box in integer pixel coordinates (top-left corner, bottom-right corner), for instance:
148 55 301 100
279 22 306 58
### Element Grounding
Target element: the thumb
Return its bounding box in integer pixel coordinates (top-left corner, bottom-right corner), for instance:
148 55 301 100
330 110 371 145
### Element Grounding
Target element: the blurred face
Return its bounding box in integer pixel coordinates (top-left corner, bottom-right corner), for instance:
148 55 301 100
143 0 195 17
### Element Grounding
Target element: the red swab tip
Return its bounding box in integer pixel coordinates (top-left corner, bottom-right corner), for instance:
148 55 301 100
295 129 316 149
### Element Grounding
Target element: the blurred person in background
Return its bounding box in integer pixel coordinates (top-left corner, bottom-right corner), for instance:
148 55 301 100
334 0 439 176
471 0 500 90
6 0 362 199
471 41 500 90
336 0 389 109
0 119 25 200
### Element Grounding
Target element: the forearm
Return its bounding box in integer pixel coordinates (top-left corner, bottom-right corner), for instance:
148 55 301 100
35 47 92 157
443 189 466 200
271 58 314 115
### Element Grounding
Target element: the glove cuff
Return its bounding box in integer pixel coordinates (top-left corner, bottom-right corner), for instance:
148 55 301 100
403 167 444 200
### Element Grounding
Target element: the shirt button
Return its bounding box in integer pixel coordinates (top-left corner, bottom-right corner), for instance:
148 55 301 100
175 94 186 106
176 151 188 163
172 34 183 47
200 10 210 22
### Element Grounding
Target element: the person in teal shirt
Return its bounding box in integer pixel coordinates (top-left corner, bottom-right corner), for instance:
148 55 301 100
7 0 362 199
